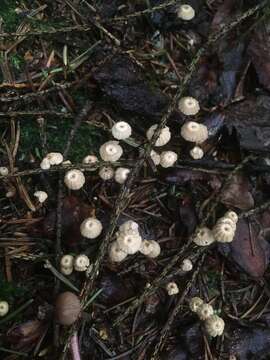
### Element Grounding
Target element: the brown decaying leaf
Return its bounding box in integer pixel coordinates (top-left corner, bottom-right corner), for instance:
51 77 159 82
220 174 254 210
7 320 45 350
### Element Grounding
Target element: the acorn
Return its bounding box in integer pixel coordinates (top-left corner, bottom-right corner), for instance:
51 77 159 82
55 292 81 325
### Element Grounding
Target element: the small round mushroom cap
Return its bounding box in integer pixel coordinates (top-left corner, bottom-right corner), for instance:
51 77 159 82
177 4 195 21
197 303 214 321
146 124 171 147
64 169 85 190
224 211 238 223
160 151 178 168
189 297 204 313
34 191 48 203
60 255 74 268
80 218 103 239
193 227 215 246
83 155 98 169
99 166 114 180
40 158 51 170
139 240 154 256
147 240 161 258
205 315 225 337
119 220 139 233
116 232 142 255
0 167 9 176
46 152 63 165
150 150 161 165
74 254 90 272
109 241 127 262
99 141 123 162
60 266 73 276
114 167 130 184
178 97 199 115
181 258 193 272
166 282 179 296
216 217 236 231
112 121 132 140
190 146 204 160
180 121 208 144
55 292 81 325
212 222 235 243
0 301 9 317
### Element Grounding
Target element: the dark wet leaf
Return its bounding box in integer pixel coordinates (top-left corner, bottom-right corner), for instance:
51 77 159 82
178 197 198 236
220 174 254 210
93 55 169 118
219 218 270 277
204 113 225 138
161 346 188 360
224 96 270 153
6 320 45 350
248 22 270 91
211 0 235 31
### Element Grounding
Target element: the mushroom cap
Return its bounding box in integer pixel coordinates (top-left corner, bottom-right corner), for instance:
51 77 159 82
212 222 235 243
216 217 236 231
197 303 214 321
224 211 238 223
147 240 161 258
34 190 48 203
116 232 142 255
150 150 161 165
139 240 154 256
190 146 204 160
60 255 74 268
189 297 204 313
64 169 85 190
193 227 215 246
112 121 132 140
177 4 195 21
74 254 90 271
80 218 103 239
205 315 225 337
60 266 73 275
166 282 179 296
114 167 130 184
181 258 193 272
82 155 98 168
119 220 139 233
146 124 171 147
160 151 178 168
46 152 63 165
99 141 123 162
178 97 199 115
0 167 9 176
40 158 51 170
109 241 127 262
180 121 208 144
99 166 114 180
0 301 9 317
55 292 81 325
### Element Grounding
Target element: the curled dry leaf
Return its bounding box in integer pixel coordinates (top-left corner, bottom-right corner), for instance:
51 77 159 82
7 320 45 350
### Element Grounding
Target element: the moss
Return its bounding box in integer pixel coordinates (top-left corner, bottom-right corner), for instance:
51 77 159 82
0 0 20 32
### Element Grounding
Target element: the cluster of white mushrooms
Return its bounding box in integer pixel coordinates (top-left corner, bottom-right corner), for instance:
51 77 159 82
193 211 238 247
0 301 9 317
189 297 225 337
109 220 161 263
60 254 91 275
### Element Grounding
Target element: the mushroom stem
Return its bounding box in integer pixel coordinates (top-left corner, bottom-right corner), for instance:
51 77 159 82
70 332 81 360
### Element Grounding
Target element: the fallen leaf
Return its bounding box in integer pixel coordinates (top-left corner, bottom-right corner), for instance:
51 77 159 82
7 320 45 350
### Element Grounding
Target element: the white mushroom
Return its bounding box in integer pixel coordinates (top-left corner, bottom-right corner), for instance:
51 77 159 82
212 222 235 243
146 240 161 258
46 152 63 165
180 121 208 144
181 258 193 272
82 155 98 170
64 169 85 190
216 217 236 231
112 121 132 140
166 282 179 296
146 124 171 147
34 191 48 203
197 303 214 321
224 211 238 223
60 255 74 268
150 150 161 166
139 240 154 256
119 220 139 234
99 141 123 162
40 158 51 170
190 146 204 160
205 315 225 337
177 4 195 21
80 218 103 239
160 151 178 168
114 167 130 184
99 166 114 180
74 254 90 272
189 297 204 313
60 266 73 276
116 232 142 255
109 241 127 262
192 227 215 246
0 167 9 176
178 97 200 116
0 301 9 317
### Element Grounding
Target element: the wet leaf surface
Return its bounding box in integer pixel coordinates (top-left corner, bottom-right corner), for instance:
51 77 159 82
6 320 45 350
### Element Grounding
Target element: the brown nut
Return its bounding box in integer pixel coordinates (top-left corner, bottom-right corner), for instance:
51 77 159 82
55 292 81 325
